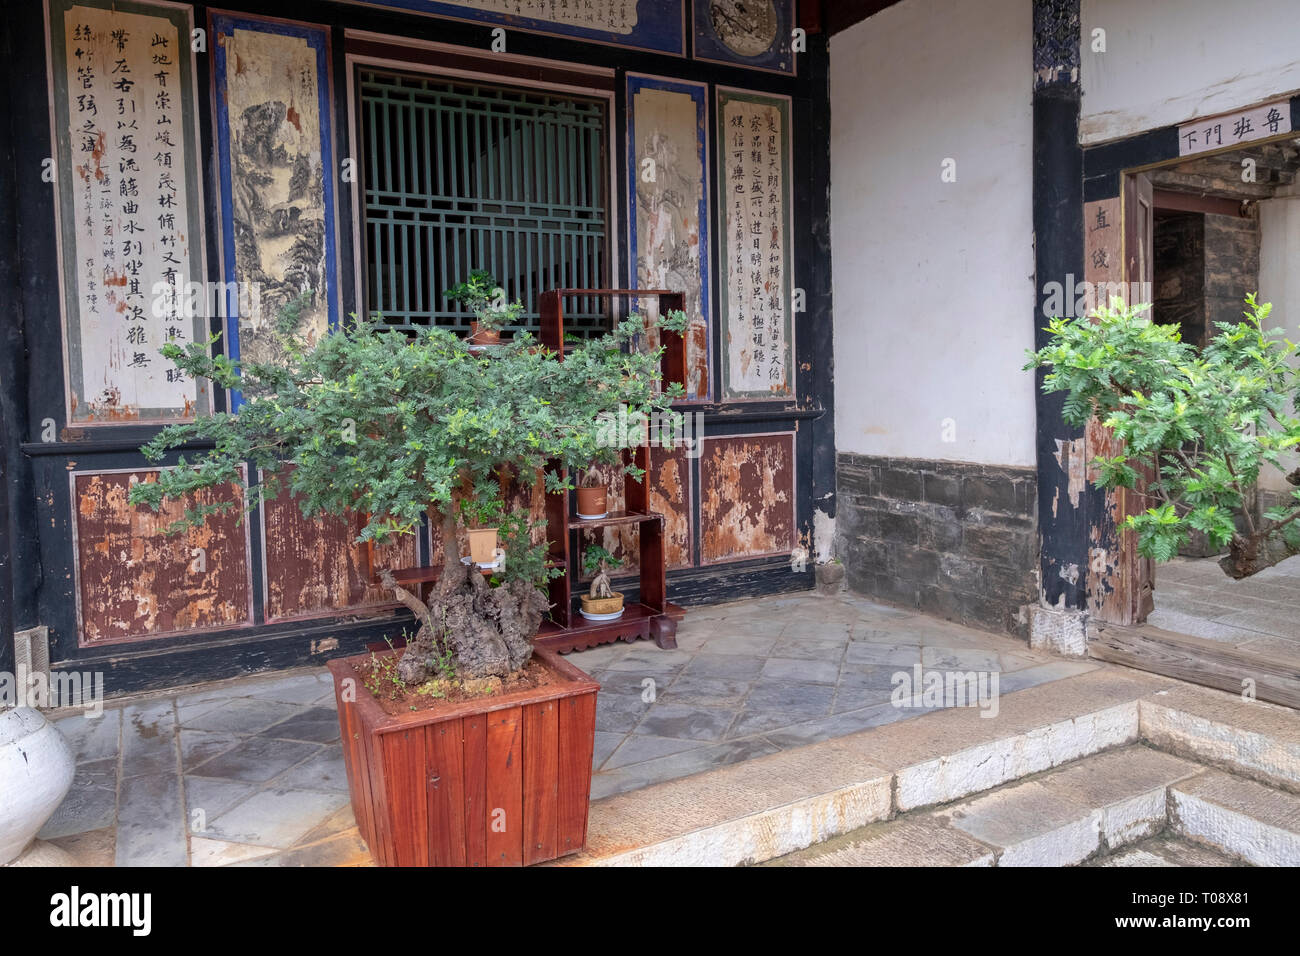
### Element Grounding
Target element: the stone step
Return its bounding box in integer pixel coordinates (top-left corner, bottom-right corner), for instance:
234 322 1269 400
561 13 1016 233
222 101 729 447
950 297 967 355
1092 834 1242 867
775 745 1202 867
1140 684 1300 794
557 668 1170 866
1170 770 1300 866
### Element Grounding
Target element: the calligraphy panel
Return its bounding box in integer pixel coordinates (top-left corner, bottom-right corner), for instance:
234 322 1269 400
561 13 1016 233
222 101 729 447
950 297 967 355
628 74 711 401
699 432 795 564
48 0 208 425
72 469 253 645
212 14 340 406
345 1 685 55
717 88 793 399
692 0 795 75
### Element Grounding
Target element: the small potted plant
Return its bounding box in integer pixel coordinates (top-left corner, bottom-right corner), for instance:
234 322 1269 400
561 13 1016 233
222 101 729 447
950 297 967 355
580 545 624 620
575 470 608 519
458 483 505 568
445 269 524 349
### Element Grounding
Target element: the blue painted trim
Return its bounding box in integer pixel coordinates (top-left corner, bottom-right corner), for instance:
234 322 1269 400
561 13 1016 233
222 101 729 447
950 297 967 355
626 74 712 402
212 14 339 411
350 0 685 55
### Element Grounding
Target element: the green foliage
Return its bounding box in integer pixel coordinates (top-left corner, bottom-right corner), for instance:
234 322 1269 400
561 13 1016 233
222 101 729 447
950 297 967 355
582 544 622 576
129 278 688 568
1026 295 1300 567
444 270 524 334
495 510 563 590
457 477 505 529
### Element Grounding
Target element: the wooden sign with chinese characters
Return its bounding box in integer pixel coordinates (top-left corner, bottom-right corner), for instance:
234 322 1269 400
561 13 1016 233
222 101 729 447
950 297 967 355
1178 100 1292 157
628 74 711 401
1084 197 1123 306
717 88 794 400
47 0 208 425
347 0 686 55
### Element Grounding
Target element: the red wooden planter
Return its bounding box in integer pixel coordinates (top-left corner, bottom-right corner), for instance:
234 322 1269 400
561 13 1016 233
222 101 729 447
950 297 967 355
327 646 599 867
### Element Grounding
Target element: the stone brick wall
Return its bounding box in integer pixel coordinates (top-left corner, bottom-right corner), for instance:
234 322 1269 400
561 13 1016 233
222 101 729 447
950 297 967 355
836 453 1038 637
1153 211 1205 342
1204 212 1260 334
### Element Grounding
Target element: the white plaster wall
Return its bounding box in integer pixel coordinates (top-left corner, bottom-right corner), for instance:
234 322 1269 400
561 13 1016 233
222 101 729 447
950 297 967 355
1080 0 1300 145
829 0 1036 467
1258 195 1300 493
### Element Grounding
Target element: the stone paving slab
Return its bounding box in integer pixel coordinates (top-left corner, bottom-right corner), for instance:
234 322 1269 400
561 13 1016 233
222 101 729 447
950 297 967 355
769 815 997 867
1171 770 1300 866
1140 684 1300 792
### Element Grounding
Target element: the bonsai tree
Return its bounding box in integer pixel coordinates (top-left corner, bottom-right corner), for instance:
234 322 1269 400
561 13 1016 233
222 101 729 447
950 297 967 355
582 544 622 600
130 275 688 684
445 270 524 342
1026 294 1300 578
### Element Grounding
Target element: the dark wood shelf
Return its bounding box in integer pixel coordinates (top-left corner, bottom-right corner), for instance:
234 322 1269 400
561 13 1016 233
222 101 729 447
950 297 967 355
538 288 687 654
569 510 662 531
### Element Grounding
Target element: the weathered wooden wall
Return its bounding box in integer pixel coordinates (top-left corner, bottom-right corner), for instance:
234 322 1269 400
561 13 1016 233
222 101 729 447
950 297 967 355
72 471 252 644
700 433 796 564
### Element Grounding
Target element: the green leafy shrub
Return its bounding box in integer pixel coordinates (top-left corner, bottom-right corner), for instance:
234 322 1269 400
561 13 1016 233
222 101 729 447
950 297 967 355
1026 295 1300 578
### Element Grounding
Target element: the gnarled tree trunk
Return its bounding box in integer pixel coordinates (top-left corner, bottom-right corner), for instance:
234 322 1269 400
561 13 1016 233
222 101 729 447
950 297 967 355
382 507 547 684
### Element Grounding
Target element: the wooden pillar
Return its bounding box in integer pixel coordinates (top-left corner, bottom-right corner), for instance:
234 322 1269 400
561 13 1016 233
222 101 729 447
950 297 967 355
0 5 29 673
1032 0 1089 617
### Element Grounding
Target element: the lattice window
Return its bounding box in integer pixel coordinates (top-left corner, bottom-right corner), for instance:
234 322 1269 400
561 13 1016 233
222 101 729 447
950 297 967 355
359 69 610 334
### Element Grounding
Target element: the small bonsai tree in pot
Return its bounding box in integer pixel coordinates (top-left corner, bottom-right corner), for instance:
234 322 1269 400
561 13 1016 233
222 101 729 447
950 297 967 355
1027 294 1300 579
445 269 524 347
457 481 506 568
580 544 624 619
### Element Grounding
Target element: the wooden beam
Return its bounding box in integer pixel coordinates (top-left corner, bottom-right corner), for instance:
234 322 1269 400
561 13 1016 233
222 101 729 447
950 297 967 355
1153 188 1247 218
1088 622 1300 709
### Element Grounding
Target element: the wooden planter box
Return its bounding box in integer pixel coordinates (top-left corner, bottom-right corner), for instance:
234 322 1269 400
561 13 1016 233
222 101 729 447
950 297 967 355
327 646 599 867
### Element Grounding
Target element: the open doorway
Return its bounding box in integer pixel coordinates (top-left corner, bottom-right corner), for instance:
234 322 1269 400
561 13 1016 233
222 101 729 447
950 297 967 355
1104 137 1300 703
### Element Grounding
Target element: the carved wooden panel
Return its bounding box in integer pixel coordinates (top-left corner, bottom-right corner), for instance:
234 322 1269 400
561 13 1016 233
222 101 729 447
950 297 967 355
72 469 252 645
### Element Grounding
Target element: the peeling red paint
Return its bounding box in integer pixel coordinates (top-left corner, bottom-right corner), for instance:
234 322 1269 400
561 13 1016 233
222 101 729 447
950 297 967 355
74 472 251 644
700 435 795 564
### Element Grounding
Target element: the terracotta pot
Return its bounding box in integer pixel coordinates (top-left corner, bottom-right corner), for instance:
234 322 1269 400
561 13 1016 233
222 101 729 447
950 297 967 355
0 708 76 864
468 321 501 346
327 647 599 866
576 486 608 519
467 527 499 565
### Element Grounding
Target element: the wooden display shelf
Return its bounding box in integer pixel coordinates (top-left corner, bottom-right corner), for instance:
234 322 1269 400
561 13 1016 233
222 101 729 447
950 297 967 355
536 601 687 655
367 288 688 656
569 510 659 530
539 288 687 654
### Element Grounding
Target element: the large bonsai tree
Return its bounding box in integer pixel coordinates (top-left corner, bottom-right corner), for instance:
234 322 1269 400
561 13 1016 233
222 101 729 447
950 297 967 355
1027 295 1300 578
131 281 687 683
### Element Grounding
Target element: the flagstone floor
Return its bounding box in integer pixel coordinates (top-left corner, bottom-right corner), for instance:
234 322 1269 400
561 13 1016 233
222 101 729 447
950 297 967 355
1147 554 1300 658
39 590 1097 867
